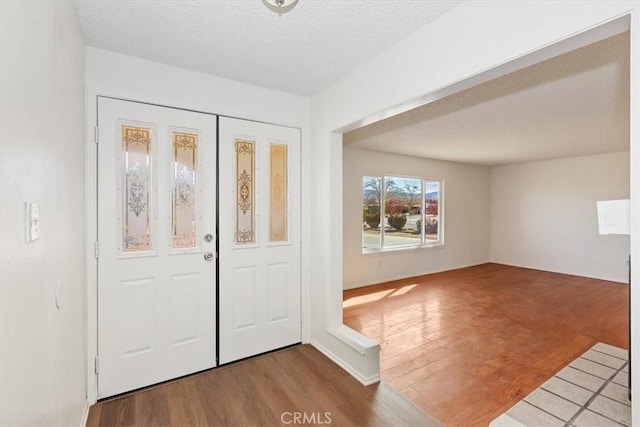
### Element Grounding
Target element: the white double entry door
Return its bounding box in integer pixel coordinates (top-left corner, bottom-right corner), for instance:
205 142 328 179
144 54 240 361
96 97 301 398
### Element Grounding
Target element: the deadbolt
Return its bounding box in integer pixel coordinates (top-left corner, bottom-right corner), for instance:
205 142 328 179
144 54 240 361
204 252 214 261
204 233 213 242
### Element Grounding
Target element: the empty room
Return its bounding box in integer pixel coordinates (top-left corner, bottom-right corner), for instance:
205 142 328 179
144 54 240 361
343 30 632 426
1 1 639 427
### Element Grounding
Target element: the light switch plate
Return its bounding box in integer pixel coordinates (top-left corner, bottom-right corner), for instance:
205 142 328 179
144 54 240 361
30 202 39 219
25 202 40 242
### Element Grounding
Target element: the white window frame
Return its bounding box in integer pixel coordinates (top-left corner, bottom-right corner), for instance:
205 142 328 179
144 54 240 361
362 175 444 253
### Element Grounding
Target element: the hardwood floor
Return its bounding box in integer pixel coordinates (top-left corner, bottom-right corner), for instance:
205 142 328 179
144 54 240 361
87 344 441 427
343 263 629 427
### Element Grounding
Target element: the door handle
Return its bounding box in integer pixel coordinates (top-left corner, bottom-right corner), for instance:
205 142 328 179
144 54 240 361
204 252 214 261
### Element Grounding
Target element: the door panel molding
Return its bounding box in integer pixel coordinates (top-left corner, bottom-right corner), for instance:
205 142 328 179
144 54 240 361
97 98 217 398
218 117 302 364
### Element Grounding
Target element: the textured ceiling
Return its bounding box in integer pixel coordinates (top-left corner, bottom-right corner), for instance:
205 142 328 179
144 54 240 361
71 0 462 96
344 32 630 166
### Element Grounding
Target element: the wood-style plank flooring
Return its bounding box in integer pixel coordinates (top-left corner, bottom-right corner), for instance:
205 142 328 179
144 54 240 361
343 263 629 427
87 344 441 427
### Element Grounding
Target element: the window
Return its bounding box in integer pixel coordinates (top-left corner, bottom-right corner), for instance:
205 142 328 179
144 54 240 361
362 176 442 252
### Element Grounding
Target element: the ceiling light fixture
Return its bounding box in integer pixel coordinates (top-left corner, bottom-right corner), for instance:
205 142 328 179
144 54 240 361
262 0 299 15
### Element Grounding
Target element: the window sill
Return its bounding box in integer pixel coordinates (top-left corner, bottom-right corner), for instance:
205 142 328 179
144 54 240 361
362 242 444 256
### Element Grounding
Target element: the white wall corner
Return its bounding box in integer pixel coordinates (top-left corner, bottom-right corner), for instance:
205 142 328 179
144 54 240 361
489 152 630 283
310 0 638 395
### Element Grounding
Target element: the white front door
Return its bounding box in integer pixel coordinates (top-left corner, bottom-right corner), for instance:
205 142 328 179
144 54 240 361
97 97 217 398
218 117 301 364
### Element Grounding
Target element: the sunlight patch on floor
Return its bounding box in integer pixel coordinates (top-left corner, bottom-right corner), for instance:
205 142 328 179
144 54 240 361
343 284 418 308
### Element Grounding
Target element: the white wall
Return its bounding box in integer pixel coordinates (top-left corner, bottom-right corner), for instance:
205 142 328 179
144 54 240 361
85 48 310 128
84 47 311 401
344 149 630 288
309 0 638 405
490 152 630 283
0 1 87 426
343 147 490 289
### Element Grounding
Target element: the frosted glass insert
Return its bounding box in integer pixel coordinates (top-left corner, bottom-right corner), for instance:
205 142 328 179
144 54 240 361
122 125 153 252
269 144 287 242
235 139 255 245
172 132 198 249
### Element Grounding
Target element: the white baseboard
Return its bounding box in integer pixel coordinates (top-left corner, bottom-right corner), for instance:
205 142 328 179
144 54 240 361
309 338 380 386
343 261 488 290
488 260 628 284
80 399 91 427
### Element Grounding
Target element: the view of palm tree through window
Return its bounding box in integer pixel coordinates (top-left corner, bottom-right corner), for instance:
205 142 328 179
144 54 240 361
362 176 441 251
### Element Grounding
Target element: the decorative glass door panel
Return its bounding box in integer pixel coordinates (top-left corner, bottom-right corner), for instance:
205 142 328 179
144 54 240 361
234 139 256 245
171 130 200 250
119 123 156 254
97 97 217 399
269 143 288 243
219 117 301 364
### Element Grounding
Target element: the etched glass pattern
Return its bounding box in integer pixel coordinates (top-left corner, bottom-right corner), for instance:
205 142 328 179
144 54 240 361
235 139 255 244
172 132 198 249
122 125 153 252
269 144 288 242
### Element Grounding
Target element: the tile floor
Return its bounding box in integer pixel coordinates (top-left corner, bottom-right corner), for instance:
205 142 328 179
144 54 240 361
491 343 630 427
